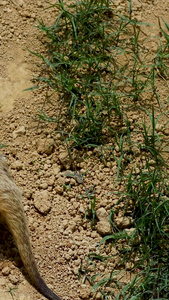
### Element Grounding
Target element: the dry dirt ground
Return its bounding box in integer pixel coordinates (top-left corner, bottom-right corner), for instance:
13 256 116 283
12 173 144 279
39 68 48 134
0 1 169 300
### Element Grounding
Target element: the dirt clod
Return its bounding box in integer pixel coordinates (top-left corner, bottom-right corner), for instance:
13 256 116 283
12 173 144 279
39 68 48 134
114 217 133 229
59 151 72 170
12 126 26 138
96 220 112 236
2 267 10 276
36 138 55 155
33 190 51 215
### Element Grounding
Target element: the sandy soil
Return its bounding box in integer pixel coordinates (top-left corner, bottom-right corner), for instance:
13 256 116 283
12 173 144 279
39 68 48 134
0 0 169 300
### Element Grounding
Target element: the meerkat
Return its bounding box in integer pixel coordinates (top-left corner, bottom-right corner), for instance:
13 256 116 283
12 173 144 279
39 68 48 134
0 153 61 300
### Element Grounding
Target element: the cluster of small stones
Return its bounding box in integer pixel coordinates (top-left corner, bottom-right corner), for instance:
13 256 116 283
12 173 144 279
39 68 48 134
0 108 139 299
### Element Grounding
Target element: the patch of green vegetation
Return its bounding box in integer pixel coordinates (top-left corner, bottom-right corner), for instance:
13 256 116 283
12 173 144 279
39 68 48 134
30 0 166 148
0 144 8 148
79 108 169 299
155 18 169 78
82 184 97 228
7 287 18 300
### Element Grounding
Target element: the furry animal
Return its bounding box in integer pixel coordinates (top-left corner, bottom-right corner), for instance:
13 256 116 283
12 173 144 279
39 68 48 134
0 153 61 300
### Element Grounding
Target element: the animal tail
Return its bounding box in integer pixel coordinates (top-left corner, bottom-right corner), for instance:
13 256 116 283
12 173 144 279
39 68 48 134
1 189 61 300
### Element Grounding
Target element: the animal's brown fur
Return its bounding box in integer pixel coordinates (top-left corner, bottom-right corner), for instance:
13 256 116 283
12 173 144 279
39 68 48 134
0 153 61 300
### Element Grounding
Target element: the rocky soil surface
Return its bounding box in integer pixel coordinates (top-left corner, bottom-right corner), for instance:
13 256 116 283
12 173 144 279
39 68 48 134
0 1 169 300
